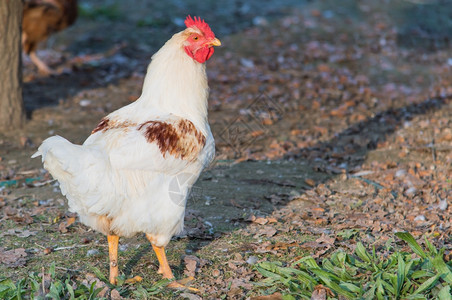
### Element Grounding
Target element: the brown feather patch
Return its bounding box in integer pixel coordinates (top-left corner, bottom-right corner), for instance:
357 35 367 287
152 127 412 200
92 117 110 134
138 120 206 160
92 118 136 134
92 117 206 160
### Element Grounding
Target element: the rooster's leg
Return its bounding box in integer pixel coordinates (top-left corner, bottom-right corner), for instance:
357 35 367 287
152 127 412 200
146 235 198 292
29 52 56 75
151 244 174 280
107 234 119 285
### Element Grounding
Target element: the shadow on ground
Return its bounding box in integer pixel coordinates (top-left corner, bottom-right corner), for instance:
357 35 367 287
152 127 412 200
119 94 449 277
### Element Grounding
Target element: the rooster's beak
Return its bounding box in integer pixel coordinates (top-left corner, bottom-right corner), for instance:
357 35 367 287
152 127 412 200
210 38 221 47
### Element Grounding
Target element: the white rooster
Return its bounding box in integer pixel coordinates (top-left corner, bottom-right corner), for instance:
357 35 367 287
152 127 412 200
32 16 220 289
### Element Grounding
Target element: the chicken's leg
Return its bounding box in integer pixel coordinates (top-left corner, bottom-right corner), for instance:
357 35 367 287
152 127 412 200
151 244 175 280
107 234 119 285
29 51 56 75
146 234 198 291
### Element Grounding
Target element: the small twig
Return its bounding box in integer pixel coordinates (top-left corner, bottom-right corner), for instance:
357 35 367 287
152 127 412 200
55 266 81 273
53 244 90 251
430 133 439 182
41 266 45 294
430 131 442 203
408 145 452 152
241 178 296 187
32 179 57 187
35 243 46 249
6 195 35 202
350 170 375 177
17 169 40 176
431 142 436 163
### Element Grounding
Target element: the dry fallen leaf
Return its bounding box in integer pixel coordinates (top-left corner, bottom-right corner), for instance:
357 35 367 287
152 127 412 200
110 289 122 300
229 276 253 290
177 276 196 285
267 241 298 251
59 216 77 233
316 235 335 245
253 217 269 225
185 258 198 277
211 269 221 277
1 229 36 238
0 247 27 267
66 216 76 226
124 276 142 284
250 292 283 300
267 217 278 223
305 178 316 187
82 273 109 298
255 226 277 238
183 255 209 277
311 285 334 300
230 198 243 208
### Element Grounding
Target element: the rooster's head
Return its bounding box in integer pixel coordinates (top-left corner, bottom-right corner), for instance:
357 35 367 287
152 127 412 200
183 16 221 63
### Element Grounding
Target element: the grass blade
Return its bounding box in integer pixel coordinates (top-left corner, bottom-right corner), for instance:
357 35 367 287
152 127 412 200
396 253 405 297
297 256 320 269
395 232 426 259
65 279 75 300
437 285 451 300
310 269 355 298
424 237 438 256
355 242 372 263
255 266 284 281
90 266 109 284
339 282 362 293
432 253 452 284
411 273 441 295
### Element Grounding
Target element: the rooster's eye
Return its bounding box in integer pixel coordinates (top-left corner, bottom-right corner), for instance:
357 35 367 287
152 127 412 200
193 36 199 41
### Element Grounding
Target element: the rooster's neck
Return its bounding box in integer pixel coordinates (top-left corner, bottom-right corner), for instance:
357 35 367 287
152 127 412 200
136 32 209 133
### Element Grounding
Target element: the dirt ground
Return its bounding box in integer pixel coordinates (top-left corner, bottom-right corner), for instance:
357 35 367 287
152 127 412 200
0 0 451 298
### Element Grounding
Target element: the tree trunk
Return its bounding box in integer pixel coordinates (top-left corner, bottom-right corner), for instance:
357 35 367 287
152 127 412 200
0 0 25 130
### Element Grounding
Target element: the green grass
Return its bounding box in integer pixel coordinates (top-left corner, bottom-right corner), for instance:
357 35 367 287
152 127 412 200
0 263 169 299
255 232 452 299
3 232 450 299
0 264 104 300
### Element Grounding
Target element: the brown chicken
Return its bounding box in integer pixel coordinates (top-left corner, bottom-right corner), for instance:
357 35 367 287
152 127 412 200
22 0 78 74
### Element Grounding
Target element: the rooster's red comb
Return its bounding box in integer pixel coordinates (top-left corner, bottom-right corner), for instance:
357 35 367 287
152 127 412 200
185 15 215 39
